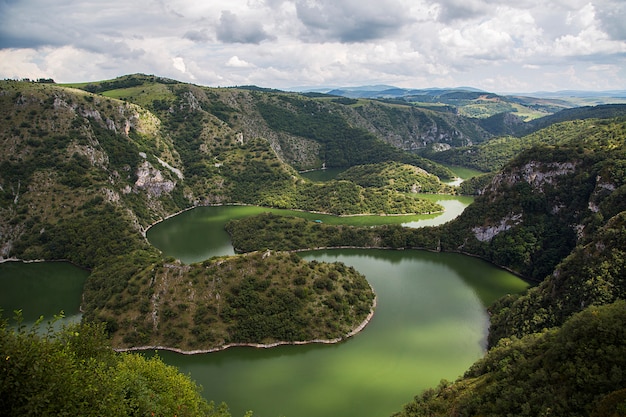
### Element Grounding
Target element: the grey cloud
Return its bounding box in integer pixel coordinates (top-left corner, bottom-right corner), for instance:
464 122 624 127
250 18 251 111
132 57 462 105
184 30 211 43
294 0 413 43
0 1 65 49
0 32 53 49
434 0 489 23
596 2 626 41
216 10 274 44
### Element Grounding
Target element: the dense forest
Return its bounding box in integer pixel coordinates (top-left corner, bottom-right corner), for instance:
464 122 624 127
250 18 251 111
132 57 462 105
1 75 626 416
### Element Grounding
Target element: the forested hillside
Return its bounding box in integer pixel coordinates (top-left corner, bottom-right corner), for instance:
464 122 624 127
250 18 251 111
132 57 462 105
1 78 391 351
425 111 626 172
66 74 472 176
2 75 626 416
393 118 626 416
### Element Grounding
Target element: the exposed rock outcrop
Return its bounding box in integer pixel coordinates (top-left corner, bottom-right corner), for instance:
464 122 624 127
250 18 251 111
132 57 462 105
134 161 176 197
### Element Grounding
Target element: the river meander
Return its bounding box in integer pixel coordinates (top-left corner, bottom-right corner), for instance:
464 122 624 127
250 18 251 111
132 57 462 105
145 202 528 417
0 198 528 417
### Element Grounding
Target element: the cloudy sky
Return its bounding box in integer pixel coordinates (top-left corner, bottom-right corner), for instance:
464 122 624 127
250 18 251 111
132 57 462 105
1 0 625 92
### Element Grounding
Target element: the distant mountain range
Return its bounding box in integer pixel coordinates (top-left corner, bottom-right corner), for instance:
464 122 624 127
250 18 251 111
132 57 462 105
294 85 626 107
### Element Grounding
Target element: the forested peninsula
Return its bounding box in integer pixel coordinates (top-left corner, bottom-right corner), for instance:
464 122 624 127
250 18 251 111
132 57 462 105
2 75 626 416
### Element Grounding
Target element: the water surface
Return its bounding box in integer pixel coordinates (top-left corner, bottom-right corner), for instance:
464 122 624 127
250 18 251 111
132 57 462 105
0 261 89 326
0 201 528 417
146 205 528 417
146 199 473 265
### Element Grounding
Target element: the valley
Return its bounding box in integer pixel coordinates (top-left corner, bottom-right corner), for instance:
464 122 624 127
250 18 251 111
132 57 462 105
1 75 626 416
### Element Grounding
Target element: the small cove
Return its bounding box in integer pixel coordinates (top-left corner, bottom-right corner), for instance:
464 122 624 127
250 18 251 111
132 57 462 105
0 261 89 328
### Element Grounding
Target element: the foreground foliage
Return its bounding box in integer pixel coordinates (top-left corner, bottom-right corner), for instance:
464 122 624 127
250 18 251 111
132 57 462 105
0 315 242 417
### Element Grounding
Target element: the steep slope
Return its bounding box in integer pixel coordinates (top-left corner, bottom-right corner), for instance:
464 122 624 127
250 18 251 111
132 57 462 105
439 119 626 281
0 80 183 263
390 117 626 417
72 74 502 176
488 212 626 346
426 110 626 172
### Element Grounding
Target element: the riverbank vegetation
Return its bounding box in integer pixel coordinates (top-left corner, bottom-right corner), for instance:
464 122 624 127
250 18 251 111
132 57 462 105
226 212 441 253
0 315 240 417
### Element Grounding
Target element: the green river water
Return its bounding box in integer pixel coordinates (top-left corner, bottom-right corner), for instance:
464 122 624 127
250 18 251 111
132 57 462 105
0 199 528 417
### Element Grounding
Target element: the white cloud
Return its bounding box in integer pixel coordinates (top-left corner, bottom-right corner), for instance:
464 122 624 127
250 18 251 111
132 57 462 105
0 0 624 92
0 49 48 80
226 56 254 68
172 57 187 73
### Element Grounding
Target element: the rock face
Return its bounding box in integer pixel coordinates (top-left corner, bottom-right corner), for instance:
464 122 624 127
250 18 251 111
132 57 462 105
486 161 578 195
134 161 176 197
339 102 488 151
472 213 523 242
467 159 580 244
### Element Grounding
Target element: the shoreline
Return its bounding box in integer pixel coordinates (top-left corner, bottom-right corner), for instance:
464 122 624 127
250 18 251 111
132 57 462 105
142 200 447 237
115 294 377 355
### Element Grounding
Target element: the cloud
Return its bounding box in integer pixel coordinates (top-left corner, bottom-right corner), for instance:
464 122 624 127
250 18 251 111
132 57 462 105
434 0 490 23
216 10 274 44
172 57 186 73
294 0 413 43
593 1 626 40
226 56 254 68
0 0 624 92
184 30 211 43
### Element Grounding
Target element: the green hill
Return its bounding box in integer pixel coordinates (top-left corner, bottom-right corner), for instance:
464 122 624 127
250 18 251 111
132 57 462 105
423 116 626 172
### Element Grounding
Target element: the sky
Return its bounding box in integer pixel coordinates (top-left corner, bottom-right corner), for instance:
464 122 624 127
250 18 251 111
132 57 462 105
0 0 625 93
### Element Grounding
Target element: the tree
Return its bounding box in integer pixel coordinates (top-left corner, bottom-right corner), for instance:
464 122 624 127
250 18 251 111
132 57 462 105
0 312 240 417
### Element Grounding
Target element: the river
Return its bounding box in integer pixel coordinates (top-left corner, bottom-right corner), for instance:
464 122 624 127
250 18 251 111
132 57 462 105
145 202 527 417
0 198 528 417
